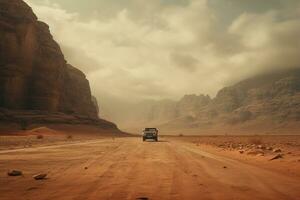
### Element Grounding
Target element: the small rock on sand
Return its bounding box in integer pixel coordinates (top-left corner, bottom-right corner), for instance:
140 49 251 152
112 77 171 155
239 150 244 154
257 145 265 149
269 154 283 161
7 170 22 176
273 148 281 153
33 173 47 180
247 150 264 156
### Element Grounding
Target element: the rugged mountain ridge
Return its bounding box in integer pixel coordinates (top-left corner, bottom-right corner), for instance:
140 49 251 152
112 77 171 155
0 0 118 131
123 69 300 134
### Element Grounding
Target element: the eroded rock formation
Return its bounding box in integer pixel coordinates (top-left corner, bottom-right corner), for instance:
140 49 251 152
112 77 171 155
0 0 117 130
119 69 300 133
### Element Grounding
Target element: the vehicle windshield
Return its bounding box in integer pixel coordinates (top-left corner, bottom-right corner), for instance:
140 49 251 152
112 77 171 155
144 128 157 131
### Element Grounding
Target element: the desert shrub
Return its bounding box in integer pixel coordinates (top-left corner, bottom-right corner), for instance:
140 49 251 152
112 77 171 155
36 135 44 139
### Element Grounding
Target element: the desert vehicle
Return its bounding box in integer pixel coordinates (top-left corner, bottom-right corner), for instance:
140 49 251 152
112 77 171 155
142 128 158 141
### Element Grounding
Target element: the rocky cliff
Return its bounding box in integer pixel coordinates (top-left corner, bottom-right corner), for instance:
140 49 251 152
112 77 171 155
0 0 117 131
210 69 300 124
124 69 300 134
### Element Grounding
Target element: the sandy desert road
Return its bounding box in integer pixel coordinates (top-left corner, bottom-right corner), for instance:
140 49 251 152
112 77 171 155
0 137 299 200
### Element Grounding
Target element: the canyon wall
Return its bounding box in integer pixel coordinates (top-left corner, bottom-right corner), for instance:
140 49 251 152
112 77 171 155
0 0 118 131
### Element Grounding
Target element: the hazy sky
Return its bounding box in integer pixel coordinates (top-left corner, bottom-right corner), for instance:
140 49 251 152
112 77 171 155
25 0 300 104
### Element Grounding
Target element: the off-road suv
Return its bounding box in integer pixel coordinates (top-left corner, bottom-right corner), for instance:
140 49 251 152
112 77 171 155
142 128 158 142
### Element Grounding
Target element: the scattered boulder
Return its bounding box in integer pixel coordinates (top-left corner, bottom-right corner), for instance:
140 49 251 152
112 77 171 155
7 170 22 176
33 173 47 180
27 187 38 191
36 135 44 139
270 154 283 161
273 148 282 153
66 135 73 140
247 150 264 156
257 145 265 150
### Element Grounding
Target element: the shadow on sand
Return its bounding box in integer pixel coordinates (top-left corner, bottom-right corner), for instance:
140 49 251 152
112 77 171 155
143 140 169 143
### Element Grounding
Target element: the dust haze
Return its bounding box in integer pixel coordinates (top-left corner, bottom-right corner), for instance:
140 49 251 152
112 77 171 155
25 0 300 129
1 1 300 200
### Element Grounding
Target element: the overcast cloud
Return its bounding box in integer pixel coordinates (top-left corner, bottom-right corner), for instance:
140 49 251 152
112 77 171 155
24 0 300 120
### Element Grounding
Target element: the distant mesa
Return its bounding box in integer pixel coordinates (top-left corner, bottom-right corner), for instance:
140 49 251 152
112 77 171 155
0 0 119 132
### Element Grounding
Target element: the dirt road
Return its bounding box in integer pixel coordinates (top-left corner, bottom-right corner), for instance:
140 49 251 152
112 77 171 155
0 137 299 200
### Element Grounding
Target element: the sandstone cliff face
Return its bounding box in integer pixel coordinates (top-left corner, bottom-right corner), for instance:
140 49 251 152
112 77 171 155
59 64 97 117
91 96 100 116
0 0 117 130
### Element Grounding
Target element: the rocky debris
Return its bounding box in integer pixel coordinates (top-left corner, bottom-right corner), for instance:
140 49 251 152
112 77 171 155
33 173 47 180
27 187 38 191
266 147 273 151
66 135 73 139
239 150 244 154
273 148 282 153
36 135 44 139
7 170 22 176
257 145 266 150
247 150 264 156
270 154 283 161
